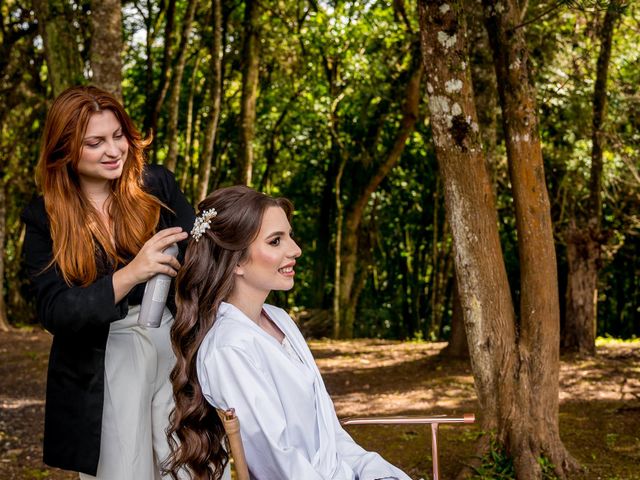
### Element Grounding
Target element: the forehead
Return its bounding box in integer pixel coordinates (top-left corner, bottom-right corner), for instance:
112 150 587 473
84 110 121 136
257 206 290 234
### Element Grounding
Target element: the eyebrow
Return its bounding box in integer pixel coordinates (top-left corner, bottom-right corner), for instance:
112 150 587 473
84 127 123 141
265 231 286 239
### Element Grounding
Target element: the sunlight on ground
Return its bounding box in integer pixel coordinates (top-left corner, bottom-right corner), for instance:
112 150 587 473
333 388 474 416
310 339 640 417
0 397 44 409
560 343 640 402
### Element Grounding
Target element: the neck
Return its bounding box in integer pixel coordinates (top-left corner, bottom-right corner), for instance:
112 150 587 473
226 288 269 324
81 181 112 213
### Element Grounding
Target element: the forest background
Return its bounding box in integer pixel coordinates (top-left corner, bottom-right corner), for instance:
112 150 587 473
0 0 639 478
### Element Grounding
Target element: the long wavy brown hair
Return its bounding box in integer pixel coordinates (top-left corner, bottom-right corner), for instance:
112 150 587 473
165 185 293 479
36 85 162 286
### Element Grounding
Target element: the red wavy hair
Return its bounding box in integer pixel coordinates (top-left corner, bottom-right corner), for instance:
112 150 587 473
36 85 163 286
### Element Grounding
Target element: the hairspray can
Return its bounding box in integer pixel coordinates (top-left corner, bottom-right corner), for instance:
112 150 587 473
138 243 179 328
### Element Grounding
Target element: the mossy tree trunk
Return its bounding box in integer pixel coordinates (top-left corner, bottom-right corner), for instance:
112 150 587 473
33 0 84 96
89 0 123 100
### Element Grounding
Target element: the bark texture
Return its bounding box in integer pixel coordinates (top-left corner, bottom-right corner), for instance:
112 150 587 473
441 279 468 358
33 0 83 96
563 0 622 355
89 0 123 100
237 0 260 185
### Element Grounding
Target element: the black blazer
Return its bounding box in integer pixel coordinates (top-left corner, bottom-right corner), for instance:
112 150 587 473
21 165 195 475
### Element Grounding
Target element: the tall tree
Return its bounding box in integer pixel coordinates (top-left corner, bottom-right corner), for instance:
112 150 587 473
164 0 198 172
196 0 224 202
563 0 625 355
419 0 579 477
33 0 84 96
144 0 177 137
337 61 423 338
0 185 8 332
1 4 40 331
89 0 123 100
484 0 580 475
237 0 260 185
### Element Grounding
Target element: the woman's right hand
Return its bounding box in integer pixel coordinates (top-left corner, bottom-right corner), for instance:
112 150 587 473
124 227 188 284
112 227 188 303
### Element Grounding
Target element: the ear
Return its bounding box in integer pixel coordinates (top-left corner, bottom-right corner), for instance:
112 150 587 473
234 263 245 277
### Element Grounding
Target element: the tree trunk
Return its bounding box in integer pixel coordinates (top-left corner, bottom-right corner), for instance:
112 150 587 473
310 156 336 309
466 0 499 184
180 53 203 193
338 63 423 338
564 222 600 354
0 184 10 332
237 0 260 185
419 0 515 440
441 278 468 358
563 0 622 355
482 0 580 476
332 155 347 339
184 96 203 193
145 0 177 137
420 1 579 477
196 0 223 203
164 0 198 172
33 0 84 96
89 0 122 100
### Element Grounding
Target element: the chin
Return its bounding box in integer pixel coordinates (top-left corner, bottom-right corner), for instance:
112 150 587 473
274 281 295 292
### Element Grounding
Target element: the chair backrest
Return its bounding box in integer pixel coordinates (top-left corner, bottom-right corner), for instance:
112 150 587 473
216 408 250 480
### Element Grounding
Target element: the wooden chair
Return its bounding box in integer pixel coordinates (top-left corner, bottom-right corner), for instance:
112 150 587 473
217 408 475 480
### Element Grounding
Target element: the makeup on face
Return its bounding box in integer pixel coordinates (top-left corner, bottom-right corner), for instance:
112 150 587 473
76 110 129 191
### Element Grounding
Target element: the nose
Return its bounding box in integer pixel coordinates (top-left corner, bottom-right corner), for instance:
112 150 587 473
289 239 302 259
105 139 122 158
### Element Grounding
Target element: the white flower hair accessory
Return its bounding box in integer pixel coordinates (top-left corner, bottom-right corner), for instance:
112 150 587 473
190 208 218 242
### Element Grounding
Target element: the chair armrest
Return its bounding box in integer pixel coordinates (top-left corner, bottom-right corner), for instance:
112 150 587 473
340 413 475 426
340 414 475 480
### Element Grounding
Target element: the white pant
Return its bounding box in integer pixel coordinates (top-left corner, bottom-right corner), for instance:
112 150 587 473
80 306 180 480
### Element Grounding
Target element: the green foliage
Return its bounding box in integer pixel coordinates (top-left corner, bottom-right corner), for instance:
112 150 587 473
596 335 640 345
470 437 559 480
20 468 51 480
1 0 638 341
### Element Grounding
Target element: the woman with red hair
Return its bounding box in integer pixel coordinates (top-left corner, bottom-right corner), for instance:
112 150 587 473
22 85 195 479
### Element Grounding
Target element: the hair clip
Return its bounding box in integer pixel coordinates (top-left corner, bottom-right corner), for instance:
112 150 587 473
190 208 217 242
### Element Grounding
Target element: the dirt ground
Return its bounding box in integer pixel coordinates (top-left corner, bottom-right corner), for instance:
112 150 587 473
0 329 638 479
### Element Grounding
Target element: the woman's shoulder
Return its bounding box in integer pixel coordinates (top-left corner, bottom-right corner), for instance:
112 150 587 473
21 196 48 229
142 163 179 199
203 312 254 350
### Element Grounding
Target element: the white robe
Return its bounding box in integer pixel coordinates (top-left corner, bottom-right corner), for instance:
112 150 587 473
197 302 411 480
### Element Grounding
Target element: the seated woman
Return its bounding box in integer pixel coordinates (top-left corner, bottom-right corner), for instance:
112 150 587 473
165 185 411 480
